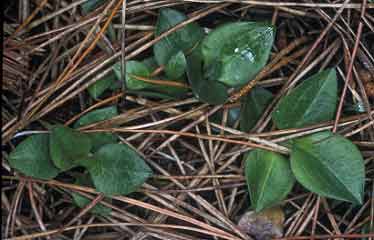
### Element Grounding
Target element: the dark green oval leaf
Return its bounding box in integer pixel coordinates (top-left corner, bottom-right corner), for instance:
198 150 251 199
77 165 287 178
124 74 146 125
88 133 118 153
245 149 295 212
291 131 365 204
186 49 228 105
88 144 153 196
202 22 275 87
74 106 118 128
165 51 187 79
88 72 119 100
272 69 338 129
71 173 112 216
74 106 119 152
240 87 273 132
50 125 92 171
114 61 151 91
153 8 204 66
114 61 188 99
8 134 60 180
142 57 159 72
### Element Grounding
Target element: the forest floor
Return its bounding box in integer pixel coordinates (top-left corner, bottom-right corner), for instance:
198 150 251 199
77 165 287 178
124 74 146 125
2 1 374 240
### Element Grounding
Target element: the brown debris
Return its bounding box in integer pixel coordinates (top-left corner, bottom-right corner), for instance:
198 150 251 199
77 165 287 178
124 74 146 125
238 206 285 240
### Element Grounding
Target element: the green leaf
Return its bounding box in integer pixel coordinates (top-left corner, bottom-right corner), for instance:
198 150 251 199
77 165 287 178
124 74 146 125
8 135 60 180
186 49 228 105
153 8 204 66
88 72 119 100
142 57 159 72
81 0 106 14
50 125 92 171
201 22 275 87
240 87 273 132
74 106 118 128
114 61 151 91
291 131 365 204
88 144 153 196
113 61 188 99
88 133 118 153
74 106 119 152
245 149 295 212
272 69 338 129
165 51 187 79
71 173 112 216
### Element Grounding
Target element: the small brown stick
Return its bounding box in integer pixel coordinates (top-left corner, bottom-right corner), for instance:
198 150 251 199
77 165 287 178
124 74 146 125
321 198 342 238
311 197 321 238
148 105 221 156
153 175 244 180
120 0 127 94
129 74 190 88
4 222 241 240
150 66 165 77
27 183 49 238
65 194 104 227
183 0 374 9
5 181 26 238
26 0 121 120
65 92 123 126
143 183 246 193
108 128 289 154
4 0 49 45
333 0 366 132
3 176 242 240
277 233 374 239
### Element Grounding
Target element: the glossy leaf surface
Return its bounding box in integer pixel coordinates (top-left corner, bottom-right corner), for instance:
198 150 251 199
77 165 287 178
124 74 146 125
273 69 337 129
245 149 294 212
291 131 365 204
202 22 274 87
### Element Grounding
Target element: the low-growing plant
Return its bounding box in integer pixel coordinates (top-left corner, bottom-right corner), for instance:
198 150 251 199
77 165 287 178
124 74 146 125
244 68 365 211
7 8 365 216
8 106 152 215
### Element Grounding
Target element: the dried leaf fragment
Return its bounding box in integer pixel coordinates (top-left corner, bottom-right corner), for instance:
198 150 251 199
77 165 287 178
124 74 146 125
237 206 284 240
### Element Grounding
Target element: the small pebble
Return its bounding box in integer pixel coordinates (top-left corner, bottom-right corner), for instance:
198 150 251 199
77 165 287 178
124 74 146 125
237 206 285 240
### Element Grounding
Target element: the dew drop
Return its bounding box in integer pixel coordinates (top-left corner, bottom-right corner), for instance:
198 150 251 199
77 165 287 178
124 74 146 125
241 49 255 62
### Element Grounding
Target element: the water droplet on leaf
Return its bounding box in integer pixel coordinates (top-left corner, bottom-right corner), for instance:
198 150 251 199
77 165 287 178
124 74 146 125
241 49 255 62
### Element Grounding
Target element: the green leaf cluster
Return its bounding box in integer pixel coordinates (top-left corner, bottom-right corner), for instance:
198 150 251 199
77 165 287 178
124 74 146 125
88 8 275 104
8 7 366 217
8 106 152 214
244 68 365 212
